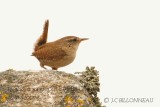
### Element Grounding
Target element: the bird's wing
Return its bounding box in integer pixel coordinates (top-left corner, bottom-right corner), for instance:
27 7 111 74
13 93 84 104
32 45 67 61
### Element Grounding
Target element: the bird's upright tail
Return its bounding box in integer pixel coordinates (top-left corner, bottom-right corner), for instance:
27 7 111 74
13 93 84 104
34 20 49 51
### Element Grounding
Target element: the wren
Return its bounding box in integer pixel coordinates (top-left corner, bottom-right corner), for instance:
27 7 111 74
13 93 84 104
31 20 88 70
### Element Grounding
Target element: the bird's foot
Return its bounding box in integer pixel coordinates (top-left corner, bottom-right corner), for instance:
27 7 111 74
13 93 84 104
52 67 58 71
40 63 47 69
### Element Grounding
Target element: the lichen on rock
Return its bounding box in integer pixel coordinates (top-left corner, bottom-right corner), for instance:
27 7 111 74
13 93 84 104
0 67 103 107
75 66 103 107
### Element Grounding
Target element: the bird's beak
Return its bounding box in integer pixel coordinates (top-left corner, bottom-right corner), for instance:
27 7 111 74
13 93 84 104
80 38 89 41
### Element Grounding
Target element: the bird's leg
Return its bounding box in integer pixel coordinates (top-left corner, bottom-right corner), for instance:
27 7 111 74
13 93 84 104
52 67 57 70
40 63 47 69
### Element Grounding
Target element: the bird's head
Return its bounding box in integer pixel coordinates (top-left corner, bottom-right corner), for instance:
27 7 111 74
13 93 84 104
57 36 88 50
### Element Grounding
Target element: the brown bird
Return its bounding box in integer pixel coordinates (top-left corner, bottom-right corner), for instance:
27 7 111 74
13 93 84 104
31 20 88 70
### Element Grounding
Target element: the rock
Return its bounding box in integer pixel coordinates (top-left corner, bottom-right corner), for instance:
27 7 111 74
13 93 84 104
0 67 103 107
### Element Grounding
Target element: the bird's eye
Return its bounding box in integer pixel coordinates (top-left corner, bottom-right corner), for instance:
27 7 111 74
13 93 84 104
68 38 77 42
72 38 77 41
